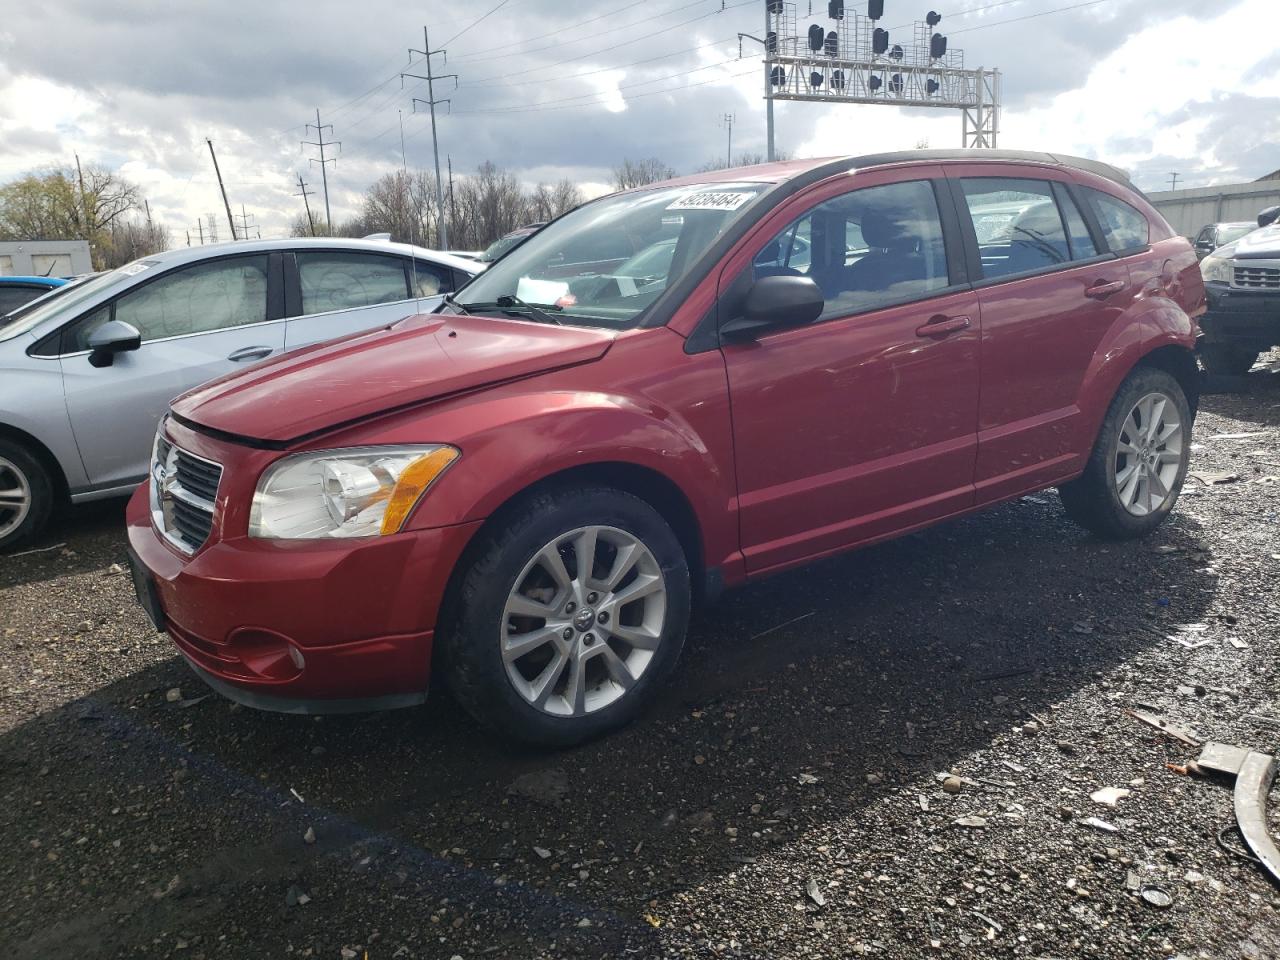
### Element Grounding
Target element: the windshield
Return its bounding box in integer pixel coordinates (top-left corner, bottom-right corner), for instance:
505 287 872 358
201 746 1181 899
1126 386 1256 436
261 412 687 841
0 265 148 340
480 232 529 262
455 182 770 329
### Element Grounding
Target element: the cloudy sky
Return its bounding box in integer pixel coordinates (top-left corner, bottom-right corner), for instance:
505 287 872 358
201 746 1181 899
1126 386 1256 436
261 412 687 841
1 0 1277 242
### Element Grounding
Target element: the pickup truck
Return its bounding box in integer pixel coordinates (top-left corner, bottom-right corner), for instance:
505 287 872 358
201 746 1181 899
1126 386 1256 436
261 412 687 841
1198 205 1280 374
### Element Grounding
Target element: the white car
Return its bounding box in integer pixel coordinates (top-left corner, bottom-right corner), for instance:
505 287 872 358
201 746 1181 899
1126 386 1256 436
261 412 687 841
0 237 480 549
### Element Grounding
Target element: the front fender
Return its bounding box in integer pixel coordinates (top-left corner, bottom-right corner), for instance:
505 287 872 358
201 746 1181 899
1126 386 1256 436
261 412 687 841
374 389 736 574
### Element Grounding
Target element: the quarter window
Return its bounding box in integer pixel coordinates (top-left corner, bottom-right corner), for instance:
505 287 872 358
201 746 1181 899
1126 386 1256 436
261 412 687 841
1082 188 1149 253
409 261 454 297
297 252 410 314
752 179 950 318
73 255 269 349
1055 185 1099 260
959 178 1071 279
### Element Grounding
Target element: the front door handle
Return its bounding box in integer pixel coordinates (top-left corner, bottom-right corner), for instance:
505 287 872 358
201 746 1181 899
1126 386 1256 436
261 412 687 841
1084 279 1126 299
915 315 971 338
227 345 274 363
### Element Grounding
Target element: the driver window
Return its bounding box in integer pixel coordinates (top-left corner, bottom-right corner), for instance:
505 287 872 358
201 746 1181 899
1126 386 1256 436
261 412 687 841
752 179 950 317
73 256 269 350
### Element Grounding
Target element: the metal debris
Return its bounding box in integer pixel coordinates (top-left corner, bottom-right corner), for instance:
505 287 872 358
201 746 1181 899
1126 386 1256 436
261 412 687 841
1140 885 1173 909
1081 817 1118 833
1125 708 1201 747
1194 742 1280 884
1090 787 1130 807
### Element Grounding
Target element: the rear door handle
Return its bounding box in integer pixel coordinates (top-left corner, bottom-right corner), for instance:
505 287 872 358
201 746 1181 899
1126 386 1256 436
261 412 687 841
227 345 274 363
915 315 971 338
1084 279 1126 299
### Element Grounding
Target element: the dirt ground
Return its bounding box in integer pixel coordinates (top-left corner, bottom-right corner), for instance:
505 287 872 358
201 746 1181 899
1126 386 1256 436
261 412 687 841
3 357 1280 960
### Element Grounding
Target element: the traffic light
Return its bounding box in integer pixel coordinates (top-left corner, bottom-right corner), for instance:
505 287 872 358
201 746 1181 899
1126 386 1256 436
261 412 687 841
771 65 787 86
824 30 838 56
810 70 824 87
829 0 845 19
808 24 825 51
889 43 903 60
926 10 941 26
868 0 884 20
930 33 947 58
768 0 785 13
889 73 904 95
832 69 846 89
926 78 940 94
766 30 777 54
872 27 889 53
868 74 882 91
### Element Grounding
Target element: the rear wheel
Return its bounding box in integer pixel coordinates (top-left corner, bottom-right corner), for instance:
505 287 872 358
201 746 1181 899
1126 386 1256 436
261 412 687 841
1199 343 1258 376
441 486 690 747
0 439 54 552
1059 368 1191 539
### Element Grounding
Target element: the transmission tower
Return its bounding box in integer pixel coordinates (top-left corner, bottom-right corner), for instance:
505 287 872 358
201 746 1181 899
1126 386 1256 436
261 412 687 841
402 26 457 249
303 110 340 231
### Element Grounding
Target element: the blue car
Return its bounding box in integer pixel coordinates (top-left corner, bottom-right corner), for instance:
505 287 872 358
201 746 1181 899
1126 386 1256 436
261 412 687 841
0 276 68 315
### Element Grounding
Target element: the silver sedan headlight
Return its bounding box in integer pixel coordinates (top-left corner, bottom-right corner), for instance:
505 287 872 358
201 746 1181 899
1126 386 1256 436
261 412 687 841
1200 252 1232 284
248 445 459 539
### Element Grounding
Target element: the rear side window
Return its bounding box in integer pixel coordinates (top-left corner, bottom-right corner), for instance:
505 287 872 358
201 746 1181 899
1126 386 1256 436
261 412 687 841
1082 188 1149 253
959 178 1070 279
752 179 950 318
0 285 40 313
407 260 454 298
297 252 410 314
1054 184 1098 260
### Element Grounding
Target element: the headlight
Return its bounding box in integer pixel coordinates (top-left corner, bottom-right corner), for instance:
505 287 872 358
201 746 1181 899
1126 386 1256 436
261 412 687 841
249 445 458 539
1200 253 1232 284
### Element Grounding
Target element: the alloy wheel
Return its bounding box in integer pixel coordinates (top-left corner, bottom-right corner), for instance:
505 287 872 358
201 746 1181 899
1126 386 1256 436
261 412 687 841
1114 391 1183 517
500 525 667 717
0 456 31 541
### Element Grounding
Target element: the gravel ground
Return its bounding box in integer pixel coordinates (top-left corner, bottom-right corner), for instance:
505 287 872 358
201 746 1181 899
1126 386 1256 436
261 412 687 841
3 356 1280 960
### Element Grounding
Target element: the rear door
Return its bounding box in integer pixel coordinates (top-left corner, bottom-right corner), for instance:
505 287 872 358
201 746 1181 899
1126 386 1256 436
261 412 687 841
947 166 1137 502
283 250 455 349
720 169 981 574
60 253 285 487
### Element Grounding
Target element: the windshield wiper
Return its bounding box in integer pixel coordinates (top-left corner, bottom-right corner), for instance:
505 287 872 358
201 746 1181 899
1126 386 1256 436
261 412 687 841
442 293 470 315
463 294 563 325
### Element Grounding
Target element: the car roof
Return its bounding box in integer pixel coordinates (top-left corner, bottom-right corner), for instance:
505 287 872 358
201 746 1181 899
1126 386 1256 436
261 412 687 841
122 236 481 274
643 149 1137 194
0 275 68 286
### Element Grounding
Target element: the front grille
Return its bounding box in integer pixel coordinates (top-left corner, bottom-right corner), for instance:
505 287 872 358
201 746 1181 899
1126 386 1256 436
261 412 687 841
150 435 222 554
1234 265 1280 289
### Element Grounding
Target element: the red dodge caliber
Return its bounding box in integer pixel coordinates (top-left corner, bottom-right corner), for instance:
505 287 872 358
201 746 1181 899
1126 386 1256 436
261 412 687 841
127 151 1206 745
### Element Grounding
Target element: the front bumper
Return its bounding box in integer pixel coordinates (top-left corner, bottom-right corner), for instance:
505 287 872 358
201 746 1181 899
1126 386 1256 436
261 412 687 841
1202 282 1280 347
126 483 482 712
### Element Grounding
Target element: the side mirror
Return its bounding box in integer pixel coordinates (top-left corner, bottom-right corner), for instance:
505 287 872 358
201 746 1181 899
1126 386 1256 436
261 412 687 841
722 275 825 341
87 320 142 368
1258 205 1280 228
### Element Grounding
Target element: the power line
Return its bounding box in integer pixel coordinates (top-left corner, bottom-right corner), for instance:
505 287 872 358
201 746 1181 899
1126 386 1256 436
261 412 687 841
448 0 649 61
950 0 1106 34
440 0 517 47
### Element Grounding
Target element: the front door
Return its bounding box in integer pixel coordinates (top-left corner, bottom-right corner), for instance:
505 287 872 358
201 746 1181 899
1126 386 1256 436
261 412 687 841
60 253 285 487
720 173 981 575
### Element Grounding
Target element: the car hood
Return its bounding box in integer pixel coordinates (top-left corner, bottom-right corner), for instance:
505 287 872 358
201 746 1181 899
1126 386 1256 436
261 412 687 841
1228 224 1280 260
171 312 616 443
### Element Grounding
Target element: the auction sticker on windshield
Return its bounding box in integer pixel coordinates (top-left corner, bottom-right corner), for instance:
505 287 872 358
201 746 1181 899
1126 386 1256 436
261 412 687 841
667 192 756 212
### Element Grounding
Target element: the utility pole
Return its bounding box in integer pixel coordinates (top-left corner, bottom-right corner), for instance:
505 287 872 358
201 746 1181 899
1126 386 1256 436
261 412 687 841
235 204 257 239
197 220 204 245
737 27 776 161
186 229 191 247
721 113 735 168
303 110 340 231
403 26 457 249
74 152 90 236
144 199 153 226
206 139 237 241
294 173 317 237
1168 172 1180 191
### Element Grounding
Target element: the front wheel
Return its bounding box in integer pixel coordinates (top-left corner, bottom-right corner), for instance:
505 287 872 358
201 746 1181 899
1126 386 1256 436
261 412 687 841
0 439 54 552
1059 368 1191 539
441 486 691 747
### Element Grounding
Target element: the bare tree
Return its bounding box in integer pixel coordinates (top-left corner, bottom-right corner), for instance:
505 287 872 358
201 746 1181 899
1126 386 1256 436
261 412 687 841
694 151 790 173
359 170 435 244
103 217 170 268
612 158 676 191
448 162 531 250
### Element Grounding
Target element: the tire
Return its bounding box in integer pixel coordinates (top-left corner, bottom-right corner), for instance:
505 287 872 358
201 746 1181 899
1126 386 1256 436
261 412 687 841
1199 343 1258 376
0 438 54 552
1059 367 1192 540
440 485 691 747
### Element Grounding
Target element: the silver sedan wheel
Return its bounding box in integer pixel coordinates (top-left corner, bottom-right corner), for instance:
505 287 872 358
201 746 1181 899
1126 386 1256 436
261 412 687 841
0 456 31 540
501 525 667 718
1114 391 1183 517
